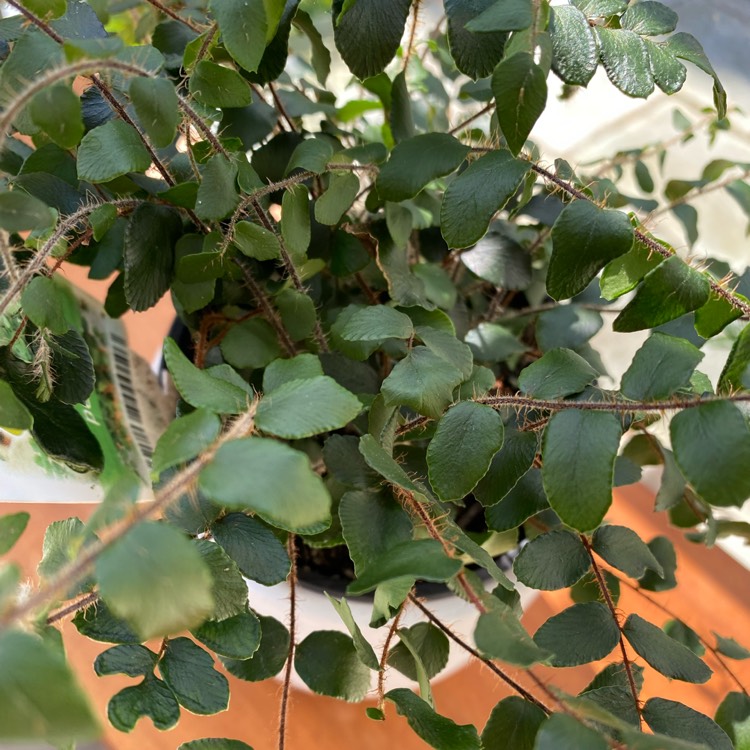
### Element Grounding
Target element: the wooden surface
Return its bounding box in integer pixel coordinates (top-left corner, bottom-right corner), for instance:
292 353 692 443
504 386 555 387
5 268 750 748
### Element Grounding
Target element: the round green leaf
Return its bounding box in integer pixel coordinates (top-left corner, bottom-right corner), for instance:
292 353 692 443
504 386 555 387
534 602 619 667
542 410 622 531
221 614 289 682
195 154 240 221
195 540 248 621
388 622 449 681
77 120 151 183
192 611 261 660
534 713 608 750
474 604 551 668
621 1 678 35
643 698 732 750
548 200 634 301
233 220 280 260
592 524 664 579
671 401 750 507
459 231 532 289
549 5 598 86
29 84 84 148
129 76 179 148
95 522 215 640
441 150 530 249
94 644 157 678
159 637 229 715
645 40 687 95
200 437 332 534
107 676 179 732
623 614 712 683
446 0 510 79
513 529 590 590
295 631 371 702
596 27 655 98
485 469 549 531
0 380 33 431
220 318 281 370
427 401 504 502
0 191 56 233
255 375 361 439
339 305 414 343
518 348 598 400
152 408 221 476
481 697 545 750
189 60 252 108
314 171 360 225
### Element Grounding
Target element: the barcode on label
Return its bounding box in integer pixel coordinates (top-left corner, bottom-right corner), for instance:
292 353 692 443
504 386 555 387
109 329 154 461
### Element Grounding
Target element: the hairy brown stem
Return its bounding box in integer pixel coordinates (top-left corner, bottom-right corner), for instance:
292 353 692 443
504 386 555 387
377 601 407 710
581 535 642 728
407 594 549 713
269 82 297 133
45 591 100 625
449 102 495 135
402 0 421 71
142 0 202 31
278 534 297 750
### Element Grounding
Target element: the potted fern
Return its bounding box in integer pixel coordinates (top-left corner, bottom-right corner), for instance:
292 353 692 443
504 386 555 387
1 1 750 748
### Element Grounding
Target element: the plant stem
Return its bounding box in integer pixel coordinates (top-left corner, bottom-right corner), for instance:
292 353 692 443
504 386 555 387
269 82 297 133
278 533 297 750
45 592 100 625
142 0 202 31
377 601 407 711
581 534 642 728
407 594 550 713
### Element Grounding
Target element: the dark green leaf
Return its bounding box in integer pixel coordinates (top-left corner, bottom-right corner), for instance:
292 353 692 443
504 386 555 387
348 538 462 595
549 5 598 86
548 200 634 300
314 171 359 225
196 154 239 221
474 603 551 667
221 318 281 369
542 410 622 531
0 630 99 742
718 323 750 394
592 524 663 579
694 292 743 338
20 276 69 334
164 338 252 414
326 595 379 669
536 305 603 353
416 326 473 379
221 614 289 681
72 601 141 644
485 468 549 530
192 611 261 660
179 741 254 750
513 529 590 590
474 430 537 507
376 134 470 202
340 306 414 343
390 71 415 143
671 401 750 507
0 512 29 555
600 240 664 301
388 622 449 681
129 77 178 148
639 536 677 592
293 10 330 85
446 0 509 79
665 32 726 118
281 183 310 259
460 231 532 289
333 0 411 80
276 289 317 341
534 713 608 750
200 437 332 534
427 401 504 502
77 120 151 183
481 696 545 750
715 692 750 747
264 353 323 392
45 329 95 405
94 644 158 677
195 540 247 621
643 698 732 750
159 637 229 715
233 220 281 261
295 631 370 701
382 346 464 418
621 333 703 401
209 0 283 74
491 52 547 155
124 204 181 312
623 614 712 683
622 1 678 35
441 150 530 248
664 620 704 656
571 570 621 607
38 517 93 596
519 348 598 399
358 434 424 494
107 675 180 732
596 27 654 98
212 513 290 585
189 60 252 108
0 191 55 233
466 0 532 32
534 602 619 666
645 40 687 95
715 633 750 660
30 84 84 149
152 408 221 476
255 375 361 438
385 688 481 750
96 522 214 639
0 381 33 431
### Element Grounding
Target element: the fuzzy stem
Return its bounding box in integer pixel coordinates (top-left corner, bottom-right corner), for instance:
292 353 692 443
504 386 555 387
581 534 642 728
377 601 407 711
45 591 100 625
269 82 297 133
407 594 550 713
142 0 202 31
0 407 257 630
278 533 297 750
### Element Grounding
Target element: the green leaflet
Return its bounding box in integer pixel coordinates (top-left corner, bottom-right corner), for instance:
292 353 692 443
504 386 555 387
481 697 546 750
77 120 151 183
0 191 56 233
129 77 179 148
542 410 622 531
189 60 252 107
195 155 240 221
592 524 664 579
643 698 733 750
0 512 29 555
440 150 530 248
491 52 547 156
326 595 379 669
152 408 221 476
549 5 598 86
513 529 590 590
548 200 634 301
30 84 84 149
474 603 551 668
518 348 598 399
445 0 510 79
596 27 654 98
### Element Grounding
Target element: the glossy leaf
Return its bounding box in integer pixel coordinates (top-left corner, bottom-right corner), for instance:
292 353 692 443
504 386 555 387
427 401 504 502
592 524 663 579
385 688 481 750
548 200 634 300
621 333 703 401
534 602 619 666
623 614 712 683
77 120 151 183
549 5 598 86
96 522 214 639
518 348 598 399
221 614 289 682
596 27 654 98
441 150 530 248
200 437 332 534
542 410 622 531
513 529 590 590
152 408 221 476
671 401 750 507
376 134 470 202
491 52 547 155
614 256 710 332
295 631 370 702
